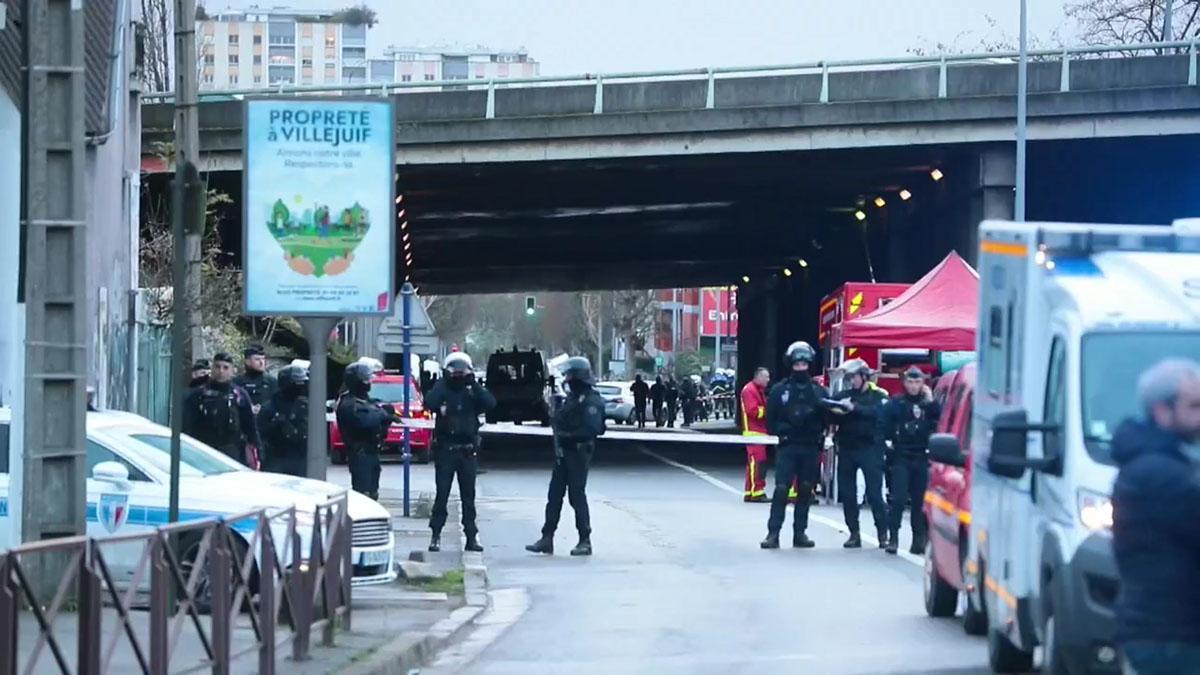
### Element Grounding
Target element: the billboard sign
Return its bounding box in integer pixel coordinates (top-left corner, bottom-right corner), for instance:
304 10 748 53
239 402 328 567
243 98 395 316
700 287 738 337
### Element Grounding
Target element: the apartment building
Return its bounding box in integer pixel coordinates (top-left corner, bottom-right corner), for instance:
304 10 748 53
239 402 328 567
368 45 539 84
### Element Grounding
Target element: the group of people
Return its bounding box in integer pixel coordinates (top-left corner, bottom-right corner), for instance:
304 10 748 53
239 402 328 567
625 372 735 430
740 341 939 554
183 347 311 476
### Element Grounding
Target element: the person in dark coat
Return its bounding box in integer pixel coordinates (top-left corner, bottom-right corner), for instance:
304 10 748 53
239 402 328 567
664 377 680 428
184 352 260 467
235 345 277 414
1111 358 1200 675
630 374 650 429
258 365 310 477
650 376 666 427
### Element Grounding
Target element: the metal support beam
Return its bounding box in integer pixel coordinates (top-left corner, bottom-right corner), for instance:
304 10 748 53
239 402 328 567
173 0 202 370
20 0 88 600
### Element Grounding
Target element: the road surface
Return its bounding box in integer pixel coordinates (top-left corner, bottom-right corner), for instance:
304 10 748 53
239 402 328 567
331 436 999 675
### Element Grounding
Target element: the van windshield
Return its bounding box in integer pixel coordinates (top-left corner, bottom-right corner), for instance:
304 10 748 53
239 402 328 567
1081 331 1200 464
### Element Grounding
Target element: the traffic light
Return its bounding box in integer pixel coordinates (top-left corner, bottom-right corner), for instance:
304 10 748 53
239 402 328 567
525 295 536 316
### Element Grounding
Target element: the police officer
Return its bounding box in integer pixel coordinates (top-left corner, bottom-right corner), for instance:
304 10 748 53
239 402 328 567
878 366 942 555
257 365 309 477
184 352 260 466
336 362 399 500
189 359 211 389
664 376 680 428
761 341 830 550
424 353 496 554
526 357 607 557
830 359 890 549
235 345 277 414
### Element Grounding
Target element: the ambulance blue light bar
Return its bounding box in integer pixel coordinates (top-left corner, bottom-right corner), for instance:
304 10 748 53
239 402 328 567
1036 221 1200 260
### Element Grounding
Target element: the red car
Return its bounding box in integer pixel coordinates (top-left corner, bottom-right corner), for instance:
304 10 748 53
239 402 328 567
329 372 433 464
922 363 987 635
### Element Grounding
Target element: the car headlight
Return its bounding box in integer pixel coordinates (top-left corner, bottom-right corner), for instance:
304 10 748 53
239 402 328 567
1077 489 1113 532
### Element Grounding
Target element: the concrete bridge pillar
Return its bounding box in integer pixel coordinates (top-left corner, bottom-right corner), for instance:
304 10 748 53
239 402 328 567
965 144 1016 264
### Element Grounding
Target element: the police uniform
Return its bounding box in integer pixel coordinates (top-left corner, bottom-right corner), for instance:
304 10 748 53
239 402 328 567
336 363 397 500
763 368 830 547
831 377 890 547
878 380 942 554
527 357 606 557
235 359 278 410
184 379 260 466
424 354 496 553
258 365 309 477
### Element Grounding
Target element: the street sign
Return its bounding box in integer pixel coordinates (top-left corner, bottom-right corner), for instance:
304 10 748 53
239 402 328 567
379 295 434 334
377 333 441 355
242 98 395 316
655 355 664 367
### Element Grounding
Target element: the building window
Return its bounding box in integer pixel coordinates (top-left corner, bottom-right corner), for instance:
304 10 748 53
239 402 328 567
203 54 215 65
230 75 239 85
301 58 313 68
424 74 434 81
253 34 262 45
254 76 263 84
268 21 296 45
253 54 262 65
229 33 239 45
342 23 366 42
325 34 336 47
202 73 214 84
398 52 417 61
228 54 239 65
401 74 412 82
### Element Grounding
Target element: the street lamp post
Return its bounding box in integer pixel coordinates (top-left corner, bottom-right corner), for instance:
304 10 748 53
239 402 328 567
1015 0 1028 222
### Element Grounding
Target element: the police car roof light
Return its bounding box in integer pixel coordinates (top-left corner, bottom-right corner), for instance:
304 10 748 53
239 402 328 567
1035 223 1200 259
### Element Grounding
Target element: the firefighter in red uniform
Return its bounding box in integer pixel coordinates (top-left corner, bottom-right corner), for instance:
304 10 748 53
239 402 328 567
740 367 772 502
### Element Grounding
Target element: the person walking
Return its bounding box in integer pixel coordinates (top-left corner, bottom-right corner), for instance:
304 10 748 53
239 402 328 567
424 352 496 554
1111 358 1200 675
740 367 771 502
878 366 941 555
681 376 698 427
257 364 309 477
184 352 260 467
631 374 650 429
664 376 680 428
650 376 666 427
829 359 889 548
526 357 607 556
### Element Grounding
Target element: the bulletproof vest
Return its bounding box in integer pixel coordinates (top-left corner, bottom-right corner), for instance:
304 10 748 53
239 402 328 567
437 387 481 444
781 381 824 446
338 396 388 452
237 373 271 407
267 397 307 453
894 397 936 450
197 386 243 448
554 389 605 441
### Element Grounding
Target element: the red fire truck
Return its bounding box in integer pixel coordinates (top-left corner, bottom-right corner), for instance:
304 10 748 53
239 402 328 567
818 281 910 373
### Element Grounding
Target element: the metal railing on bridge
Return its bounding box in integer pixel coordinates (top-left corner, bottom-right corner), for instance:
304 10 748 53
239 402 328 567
0 493 352 674
143 39 1199 119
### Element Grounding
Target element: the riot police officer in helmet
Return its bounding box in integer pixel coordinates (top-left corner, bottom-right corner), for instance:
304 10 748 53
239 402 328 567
425 352 496 553
258 365 310 477
336 362 398 500
830 358 889 548
878 366 942 555
761 341 831 550
527 356 607 557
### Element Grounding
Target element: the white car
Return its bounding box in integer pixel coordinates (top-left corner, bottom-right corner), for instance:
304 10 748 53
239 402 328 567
0 408 397 586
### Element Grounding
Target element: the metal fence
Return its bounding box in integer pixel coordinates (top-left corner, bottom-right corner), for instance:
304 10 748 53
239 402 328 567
142 38 1200 118
0 492 352 674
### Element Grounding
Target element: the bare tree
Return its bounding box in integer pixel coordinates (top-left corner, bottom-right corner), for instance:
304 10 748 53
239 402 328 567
142 0 173 92
582 291 657 379
1067 0 1200 45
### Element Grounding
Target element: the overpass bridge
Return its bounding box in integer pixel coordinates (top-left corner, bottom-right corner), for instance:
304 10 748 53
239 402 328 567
140 42 1200 379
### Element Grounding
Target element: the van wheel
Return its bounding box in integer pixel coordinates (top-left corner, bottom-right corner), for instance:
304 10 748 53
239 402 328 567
924 540 958 617
987 628 1034 673
962 556 988 636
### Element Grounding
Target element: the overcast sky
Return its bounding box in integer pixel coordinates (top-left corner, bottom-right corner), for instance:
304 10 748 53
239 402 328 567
211 1 1074 74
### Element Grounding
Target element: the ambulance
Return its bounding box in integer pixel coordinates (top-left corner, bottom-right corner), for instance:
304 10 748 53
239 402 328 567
949 219 1200 673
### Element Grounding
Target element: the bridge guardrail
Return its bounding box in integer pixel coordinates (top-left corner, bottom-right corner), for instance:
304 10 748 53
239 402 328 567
143 39 1199 119
0 492 351 674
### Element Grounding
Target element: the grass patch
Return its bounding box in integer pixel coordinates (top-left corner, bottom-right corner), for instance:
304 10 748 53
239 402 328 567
404 569 465 595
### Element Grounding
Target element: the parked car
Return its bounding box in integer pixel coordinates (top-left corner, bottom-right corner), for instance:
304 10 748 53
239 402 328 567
484 347 551 425
0 408 397 587
596 381 642 425
922 363 987 635
329 371 432 464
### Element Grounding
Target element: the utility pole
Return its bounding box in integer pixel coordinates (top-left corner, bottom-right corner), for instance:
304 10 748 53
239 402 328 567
1163 0 1175 43
1015 0 1028 222
20 0 88 600
169 0 202 524
713 289 722 373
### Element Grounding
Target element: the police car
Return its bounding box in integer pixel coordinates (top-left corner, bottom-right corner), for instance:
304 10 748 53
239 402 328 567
0 408 397 586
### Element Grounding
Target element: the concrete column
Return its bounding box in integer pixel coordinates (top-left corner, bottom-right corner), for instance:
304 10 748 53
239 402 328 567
965 145 1016 264
761 278 780 373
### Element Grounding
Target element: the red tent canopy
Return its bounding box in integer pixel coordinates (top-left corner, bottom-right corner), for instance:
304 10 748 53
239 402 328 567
835 251 979 351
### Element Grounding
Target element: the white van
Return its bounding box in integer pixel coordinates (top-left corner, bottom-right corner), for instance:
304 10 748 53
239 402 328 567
960 219 1200 673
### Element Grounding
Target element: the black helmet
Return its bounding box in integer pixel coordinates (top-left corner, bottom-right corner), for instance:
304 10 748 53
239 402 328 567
278 365 310 395
785 341 816 366
562 356 594 386
903 366 926 381
343 363 373 396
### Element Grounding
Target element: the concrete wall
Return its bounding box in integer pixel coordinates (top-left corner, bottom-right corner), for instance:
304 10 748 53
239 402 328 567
0 92 20 410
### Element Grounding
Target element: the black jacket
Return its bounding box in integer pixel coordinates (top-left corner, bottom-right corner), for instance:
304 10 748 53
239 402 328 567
832 385 889 450
1111 418 1200 644
553 385 607 444
183 381 261 462
631 379 650 404
335 393 397 453
765 373 830 448
664 383 679 404
258 394 307 460
424 378 497 445
877 394 942 454
235 370 278 409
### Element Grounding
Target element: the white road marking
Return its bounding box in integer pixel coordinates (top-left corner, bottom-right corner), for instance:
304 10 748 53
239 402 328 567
638 447 924 567
425 588 532 672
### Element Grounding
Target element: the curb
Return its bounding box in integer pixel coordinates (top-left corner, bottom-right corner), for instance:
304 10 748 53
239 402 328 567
343 505 491 674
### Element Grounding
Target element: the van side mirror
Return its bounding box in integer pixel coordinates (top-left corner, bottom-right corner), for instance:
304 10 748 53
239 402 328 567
989 409 1031 479
929 433 967 468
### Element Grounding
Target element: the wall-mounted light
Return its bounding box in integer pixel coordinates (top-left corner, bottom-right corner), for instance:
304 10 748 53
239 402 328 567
395 195 404 204
402 232 410 242
899 189 912 201
930 168 944 181
741 275 750 284
397 209 406 219
798 259 809 268
783 268 793 277
400 221 408 230
874 196 886 208
854 210 867 222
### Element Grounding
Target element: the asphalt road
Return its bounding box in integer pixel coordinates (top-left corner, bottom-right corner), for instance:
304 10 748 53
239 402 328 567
332 436 999 675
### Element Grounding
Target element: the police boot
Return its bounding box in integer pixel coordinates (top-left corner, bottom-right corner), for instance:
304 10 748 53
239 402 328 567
570 539 593 556
843 532 863 549
877 528 889 549
525 536 554 555
428 533 441 553
886 530 900 555
909 532 926 556
465 535 484 553
793 533 816 549
760 532 780 549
